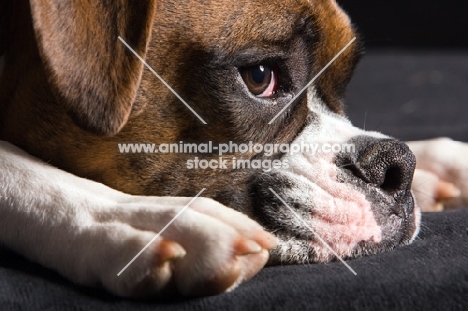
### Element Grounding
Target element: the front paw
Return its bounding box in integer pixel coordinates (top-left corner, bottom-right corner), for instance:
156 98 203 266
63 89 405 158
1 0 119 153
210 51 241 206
408 138 468 211
84 196 276 297
412 169 461 212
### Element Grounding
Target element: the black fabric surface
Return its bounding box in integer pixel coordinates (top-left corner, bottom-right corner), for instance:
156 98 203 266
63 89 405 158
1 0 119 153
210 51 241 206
1 50 468 310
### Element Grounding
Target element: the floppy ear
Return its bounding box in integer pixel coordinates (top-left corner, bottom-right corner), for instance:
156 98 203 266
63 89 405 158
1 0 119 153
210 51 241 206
30 0 157 135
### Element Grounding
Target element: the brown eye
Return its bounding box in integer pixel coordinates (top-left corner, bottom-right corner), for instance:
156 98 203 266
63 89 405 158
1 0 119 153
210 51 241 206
240 64 278 97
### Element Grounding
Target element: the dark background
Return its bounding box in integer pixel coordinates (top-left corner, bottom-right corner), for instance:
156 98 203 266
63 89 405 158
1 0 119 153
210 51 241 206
336 1 468 142
337 0 468 48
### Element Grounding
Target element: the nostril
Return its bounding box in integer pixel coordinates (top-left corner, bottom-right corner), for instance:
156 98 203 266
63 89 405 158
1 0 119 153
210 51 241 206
337 138 416 195
343 163 406 193
380 166 404 193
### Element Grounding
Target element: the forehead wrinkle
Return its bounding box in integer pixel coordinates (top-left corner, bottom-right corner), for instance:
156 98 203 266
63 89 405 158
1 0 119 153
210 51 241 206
197 1 314 56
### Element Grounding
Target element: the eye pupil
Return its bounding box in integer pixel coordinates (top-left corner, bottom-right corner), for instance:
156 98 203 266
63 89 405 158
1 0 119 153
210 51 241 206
251 65 267 84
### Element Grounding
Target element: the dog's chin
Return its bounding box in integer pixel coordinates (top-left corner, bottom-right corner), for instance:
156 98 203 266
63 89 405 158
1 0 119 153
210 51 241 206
249 159 420 265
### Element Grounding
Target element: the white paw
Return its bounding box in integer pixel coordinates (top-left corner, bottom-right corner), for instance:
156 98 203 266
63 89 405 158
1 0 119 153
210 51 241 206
80 196 276 297
408 138 468 211
0 141 276 297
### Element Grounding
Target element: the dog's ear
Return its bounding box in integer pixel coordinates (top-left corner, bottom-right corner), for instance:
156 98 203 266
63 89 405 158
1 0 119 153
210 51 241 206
29 0 157 136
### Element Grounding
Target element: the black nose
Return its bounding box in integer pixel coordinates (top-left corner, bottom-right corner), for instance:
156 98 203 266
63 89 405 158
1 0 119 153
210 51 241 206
342 137 416 194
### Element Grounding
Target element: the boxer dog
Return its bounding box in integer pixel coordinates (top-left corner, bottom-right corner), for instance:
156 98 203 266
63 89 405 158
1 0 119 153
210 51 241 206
0 0 467 298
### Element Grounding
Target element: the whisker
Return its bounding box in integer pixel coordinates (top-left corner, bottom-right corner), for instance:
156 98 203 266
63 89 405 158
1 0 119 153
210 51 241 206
363 111 367 131
337 162 357 169
411 188 436 199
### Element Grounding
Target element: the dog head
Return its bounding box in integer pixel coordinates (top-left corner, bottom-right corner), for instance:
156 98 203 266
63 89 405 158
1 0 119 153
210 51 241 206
0 0 419 264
